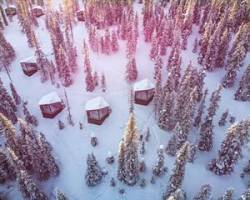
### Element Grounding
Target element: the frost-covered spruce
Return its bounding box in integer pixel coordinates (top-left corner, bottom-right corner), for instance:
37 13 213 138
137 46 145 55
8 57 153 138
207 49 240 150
188 144 197 163
208 119 250 175
166 123 185 156
117 141 126 182
101 73 106 92
10 83 21 105
235 65 250 101
0 31 15 68
153 145 166 177
240 189 250 200
139 158 146 173
139 178 146 188
125 57 138 83
140 141 145 155
145 128 150 142
158 90 175 131
193 89 208 128
123 113 139 185
37 132 59 178
218 110 229 127
23 102 38 126
198 86 222 152
167 188 186 200
0 149 15 184
163 142 190 199
85 153 103 187
55 188 68 200
0 79 17 124
193 184 212 200
17 169 48 200
218 188 234 200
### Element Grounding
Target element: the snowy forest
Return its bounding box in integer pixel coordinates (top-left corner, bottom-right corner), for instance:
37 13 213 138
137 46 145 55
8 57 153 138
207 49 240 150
0 0 250 199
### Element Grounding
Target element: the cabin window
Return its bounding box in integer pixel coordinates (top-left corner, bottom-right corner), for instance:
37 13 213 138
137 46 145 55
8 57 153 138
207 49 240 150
136 91 147 100
89 110 99 120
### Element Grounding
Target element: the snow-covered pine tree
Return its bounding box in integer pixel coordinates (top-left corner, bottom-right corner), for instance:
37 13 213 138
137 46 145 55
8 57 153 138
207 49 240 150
235 65 250 101
0 113 20 156
35 46 50 83
166 188 186 200
0 31 15 69
125 57 138 83
0 79 17 124
193 89 208 128
153 68 162 118
208 119 250 175
152 145 167 177
9 83 21 105
23 102 38 127
193 184 212 200
111 30 119 53
55 188 68 200
37 132 59 177
17 169 48 200
101 73 106 92
85 153 103 186
240 189 250 200
218 110 229 127
158 90 175 131
120 113 139 186
117 140 126 182
198 86 222 152
218 188 234 200
163 142 190 199
0 149 15 184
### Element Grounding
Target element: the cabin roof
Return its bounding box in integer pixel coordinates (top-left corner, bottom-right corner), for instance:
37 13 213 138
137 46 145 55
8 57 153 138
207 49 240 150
85 97 109 111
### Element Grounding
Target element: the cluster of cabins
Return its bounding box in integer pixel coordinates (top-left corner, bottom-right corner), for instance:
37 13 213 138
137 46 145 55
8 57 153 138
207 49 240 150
12 4 155 126
38 79 155 125
4 5 44 18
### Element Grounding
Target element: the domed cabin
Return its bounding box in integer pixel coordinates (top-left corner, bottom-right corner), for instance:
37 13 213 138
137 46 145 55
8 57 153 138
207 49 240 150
39 92 65 118
5 5 16 17
85 97 111 125
20 56 39 76
133 79 155 105
76 10 85 21
31 6 44 17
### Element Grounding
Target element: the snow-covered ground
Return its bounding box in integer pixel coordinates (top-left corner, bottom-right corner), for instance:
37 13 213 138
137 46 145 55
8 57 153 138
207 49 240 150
1 3 250 200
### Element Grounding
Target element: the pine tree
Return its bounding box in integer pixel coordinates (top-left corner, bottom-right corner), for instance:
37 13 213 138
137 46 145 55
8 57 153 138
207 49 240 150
218 110 229 127
0 113 20 157
218 188 234 200
158 90 175 131
198 86 222 152
85 153 103 186
23 102 38 127
193 184 212 200
101 73 106 92
163 142 190 199
35 46 50 83
118 113 139 186
125 57 138 83
235 65 250 101
240 189 250 200
111 30 119 53
55 188 68 200
167 189 186 200
0 149 15 184
10 83 21 105
193 89 208 128
152 145 167 177
0 80 17 124
38 132 59 177
0 31 15 69
117 141 126 182
17 169 48 200
208 119 250 175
